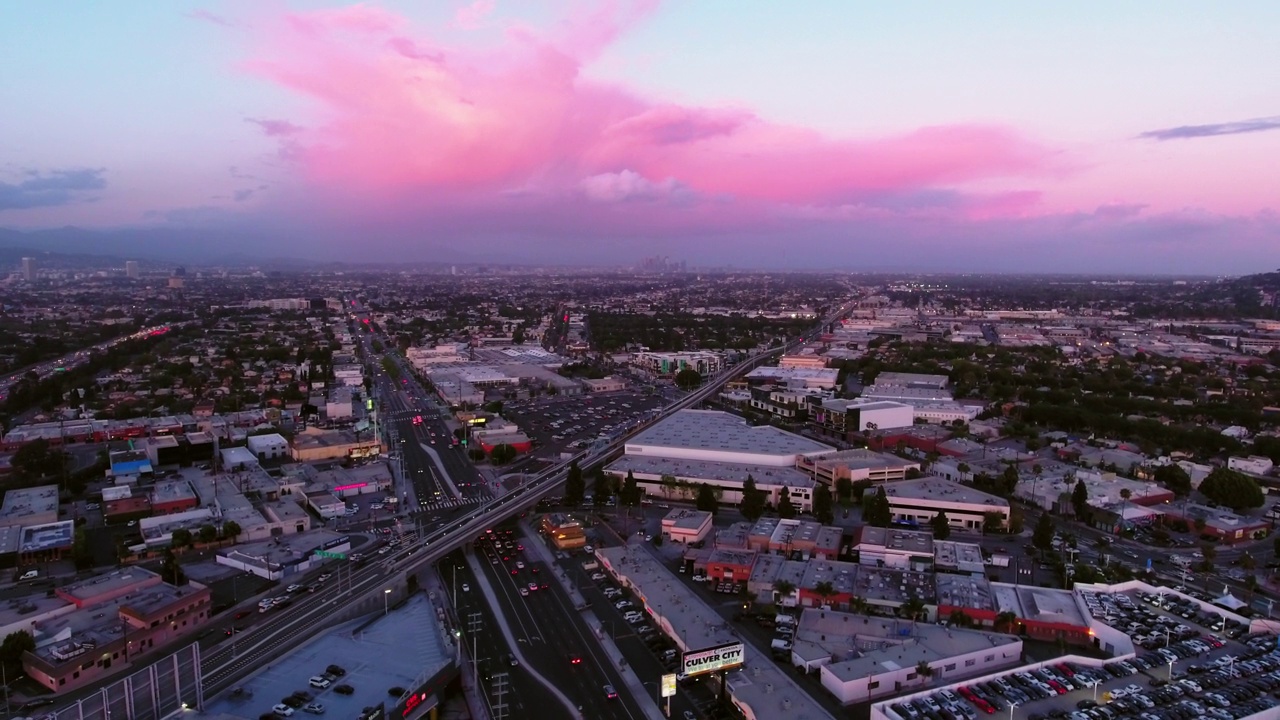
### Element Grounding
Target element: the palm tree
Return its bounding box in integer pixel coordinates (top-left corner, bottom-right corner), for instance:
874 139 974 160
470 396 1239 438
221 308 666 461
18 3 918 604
899 594 927 627
813 581 837 609
1119 488 1132 534
915 661 935 687
774 580 796 606
994 611 1020 634
849 596 871 616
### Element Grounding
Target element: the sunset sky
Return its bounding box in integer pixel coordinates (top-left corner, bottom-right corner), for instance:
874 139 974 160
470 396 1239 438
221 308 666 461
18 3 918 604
2 1 1278 272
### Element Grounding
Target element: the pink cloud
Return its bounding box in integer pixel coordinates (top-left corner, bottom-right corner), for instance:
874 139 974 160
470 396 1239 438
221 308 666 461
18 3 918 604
240 1 1056 227
454 0 495 30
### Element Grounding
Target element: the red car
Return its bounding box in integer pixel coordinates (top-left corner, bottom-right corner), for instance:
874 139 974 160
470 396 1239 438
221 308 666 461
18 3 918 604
234 610 252 620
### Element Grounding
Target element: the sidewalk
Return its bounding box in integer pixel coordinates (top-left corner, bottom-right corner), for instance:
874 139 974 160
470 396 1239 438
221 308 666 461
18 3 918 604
518 523 666 720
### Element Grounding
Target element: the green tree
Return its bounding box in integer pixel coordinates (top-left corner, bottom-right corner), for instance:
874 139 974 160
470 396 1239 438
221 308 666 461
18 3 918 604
982 512 1006 534
71 527 94 569
1154 464 1193 497
773 579 796 604
1071 478 1090 519
11 438 69 481
565 461 585 505
674 367 702 390
1199 468 1265 511
834 477 853 506
1033 512 1055 551
930 510 951 540
740 475 766 521
197 524 218 545
0 630 35 665
812 484 834 524
490 443 517 465
160 547 186 585
696 483 719 515
777 487 796 519
620 470 641 508
863 487 892 527
915 660 935 686
221 520 242 542
813 581 837 608
171 528 193 549
948 610 975 628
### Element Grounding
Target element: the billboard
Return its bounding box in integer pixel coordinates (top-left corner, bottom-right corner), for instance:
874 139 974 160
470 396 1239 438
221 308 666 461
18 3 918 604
680 642 744 678
323 535 352 550
661 674 677 698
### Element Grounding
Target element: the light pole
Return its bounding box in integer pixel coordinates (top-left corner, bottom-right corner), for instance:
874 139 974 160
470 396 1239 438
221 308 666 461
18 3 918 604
1090 679 1100 701
1008 700 1019 720
384 588 392 616
1168 659 1175 680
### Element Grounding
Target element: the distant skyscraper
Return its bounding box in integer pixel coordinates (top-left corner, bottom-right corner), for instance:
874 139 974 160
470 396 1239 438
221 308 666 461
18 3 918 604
125 260 139 278
21 256 35 281
451 265 457 276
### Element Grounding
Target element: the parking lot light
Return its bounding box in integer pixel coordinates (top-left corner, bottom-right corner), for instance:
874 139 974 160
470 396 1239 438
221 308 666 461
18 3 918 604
1007 700 1018 720
1090 678 1101 700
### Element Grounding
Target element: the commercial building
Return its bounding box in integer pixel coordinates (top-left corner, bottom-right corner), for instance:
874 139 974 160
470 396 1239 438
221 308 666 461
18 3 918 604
594 545 835 720
0 485 60 528
246 433 290 460
607 410 831 512
150 480 199 515
878 478 1010 532
540 513 587 550
660 508 714 545
854 527 936 571
290 427 384 462
631 351 725 377
20 521 75 563
108 449 152 484
796 449 920 490
1228 455 1274 475
1162 502 1270 544
582 376 627 393
21 256 35 281
215 530 350 580
125 260 139 278
23 577 211 693
325 386 357 421
809 398 915 434
909 402 983 425
745 366 840 390
815 609 1023 704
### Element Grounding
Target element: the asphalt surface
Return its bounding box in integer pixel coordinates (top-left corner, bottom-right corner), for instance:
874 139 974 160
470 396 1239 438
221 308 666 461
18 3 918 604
461 539 650 720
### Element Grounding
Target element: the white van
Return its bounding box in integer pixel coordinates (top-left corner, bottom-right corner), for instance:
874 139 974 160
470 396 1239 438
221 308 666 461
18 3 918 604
19 570 38 581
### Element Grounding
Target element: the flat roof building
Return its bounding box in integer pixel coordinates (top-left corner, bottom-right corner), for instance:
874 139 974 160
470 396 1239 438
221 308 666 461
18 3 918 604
0 485 60 528
879 477 1011 533
626 410 833 466
595 545 835 720
660 508 714 545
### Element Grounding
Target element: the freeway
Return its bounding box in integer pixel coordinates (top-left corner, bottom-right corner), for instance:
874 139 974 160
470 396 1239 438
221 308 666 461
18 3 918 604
441 551 567 718
468 537 647 720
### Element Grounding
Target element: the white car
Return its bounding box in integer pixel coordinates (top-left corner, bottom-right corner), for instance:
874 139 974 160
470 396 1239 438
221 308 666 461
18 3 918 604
461 583 470 592
519 587 529 597
590 573 606 581
309 676 331 689
516 562 525 570
287 584 303 593
584 546 595 554
273 705 295 717
692 574 707 582
303 704 324 715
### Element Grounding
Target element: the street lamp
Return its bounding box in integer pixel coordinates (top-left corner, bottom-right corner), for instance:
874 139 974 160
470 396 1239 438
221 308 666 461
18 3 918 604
1090 679 1101 701
384 588 392 615
1008 700 1019 720
1168 658 1175 680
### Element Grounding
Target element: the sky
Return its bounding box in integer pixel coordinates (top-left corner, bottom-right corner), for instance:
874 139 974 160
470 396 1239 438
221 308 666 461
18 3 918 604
1 1 1278 273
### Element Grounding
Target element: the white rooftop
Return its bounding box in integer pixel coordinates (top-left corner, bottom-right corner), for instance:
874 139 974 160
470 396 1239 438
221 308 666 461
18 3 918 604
628 410 832 458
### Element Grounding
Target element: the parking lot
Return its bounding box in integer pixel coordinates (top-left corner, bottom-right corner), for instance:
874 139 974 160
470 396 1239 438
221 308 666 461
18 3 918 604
500 390 667 459
887 588 1278 720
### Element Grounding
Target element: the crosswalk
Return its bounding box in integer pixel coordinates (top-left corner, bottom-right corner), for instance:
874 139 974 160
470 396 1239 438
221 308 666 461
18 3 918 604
417 495 486 511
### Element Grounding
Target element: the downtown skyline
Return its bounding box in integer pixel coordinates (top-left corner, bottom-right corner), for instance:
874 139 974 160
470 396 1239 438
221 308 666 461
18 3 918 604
2 1 1278 274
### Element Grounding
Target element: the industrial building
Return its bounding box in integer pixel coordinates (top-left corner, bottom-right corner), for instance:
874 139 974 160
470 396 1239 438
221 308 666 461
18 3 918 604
877 478 1011 532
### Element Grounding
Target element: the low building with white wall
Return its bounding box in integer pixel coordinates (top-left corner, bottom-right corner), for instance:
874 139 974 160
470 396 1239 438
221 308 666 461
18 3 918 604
878 477 1010 532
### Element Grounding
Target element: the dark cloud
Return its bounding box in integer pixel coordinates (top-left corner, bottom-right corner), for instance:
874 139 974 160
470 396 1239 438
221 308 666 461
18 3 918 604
0 168 106 211
1138 116 1280 141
